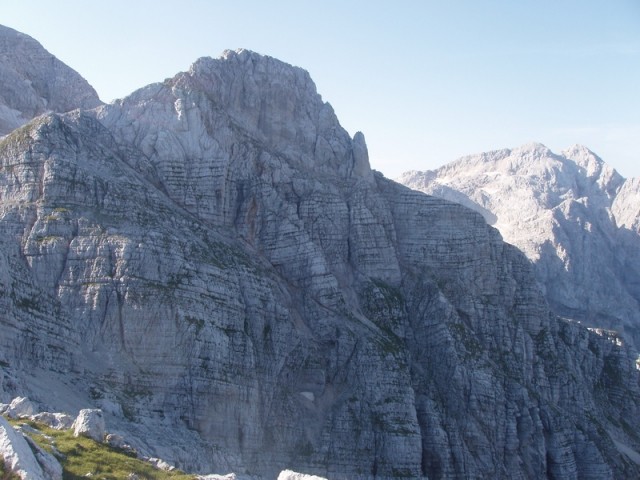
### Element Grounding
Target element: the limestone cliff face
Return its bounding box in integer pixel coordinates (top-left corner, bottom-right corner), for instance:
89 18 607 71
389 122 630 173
1 48 640 479
0 24 102 136
399 144 640 349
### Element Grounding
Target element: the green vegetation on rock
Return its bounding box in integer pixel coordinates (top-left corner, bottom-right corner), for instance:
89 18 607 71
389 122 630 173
9 419 195 480
0 458 21 480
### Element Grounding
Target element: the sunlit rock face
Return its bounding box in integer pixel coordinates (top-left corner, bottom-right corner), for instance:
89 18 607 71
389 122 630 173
0 24 102 136
399 144 640 349
1 45 640 479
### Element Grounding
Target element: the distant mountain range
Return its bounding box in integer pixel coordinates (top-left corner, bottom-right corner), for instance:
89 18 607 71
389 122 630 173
399 143 640 349
1 25 640 479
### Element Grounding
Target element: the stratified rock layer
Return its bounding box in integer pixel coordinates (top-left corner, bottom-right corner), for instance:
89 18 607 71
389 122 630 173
1 48 640 479
399 144 640 348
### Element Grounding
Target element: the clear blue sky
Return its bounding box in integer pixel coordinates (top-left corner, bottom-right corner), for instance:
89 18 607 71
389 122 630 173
2 0 639 178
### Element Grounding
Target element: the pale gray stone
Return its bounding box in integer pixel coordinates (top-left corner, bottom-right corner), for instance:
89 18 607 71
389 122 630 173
277 470 327 480
29 412 74 430
22 434 63 480
104 433 129 450
399 143 640 348
0 38 639 479
0 416 57 480
0 24 101 136
5 397 34 419
96 399 123 417
72 409 105 442
147 457 175 471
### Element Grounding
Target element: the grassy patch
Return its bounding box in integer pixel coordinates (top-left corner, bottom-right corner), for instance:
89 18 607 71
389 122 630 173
0 458 21 480
9 419 194 480
35 235 62 243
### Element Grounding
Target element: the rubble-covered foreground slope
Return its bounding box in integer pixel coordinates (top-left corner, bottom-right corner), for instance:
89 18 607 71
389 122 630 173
399 145 640 349
1 48 640 479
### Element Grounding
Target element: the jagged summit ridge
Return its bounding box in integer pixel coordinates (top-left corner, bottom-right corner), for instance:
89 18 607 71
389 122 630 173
0 24 102 136
95 48 373 227
401 143 623 230
1 33 640 479
112 48 372 183
399 143 640 347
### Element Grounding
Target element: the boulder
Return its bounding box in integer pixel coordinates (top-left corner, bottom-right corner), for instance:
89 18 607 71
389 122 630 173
104 433 126 449
147 457 175 471
30 412 74 430
23 435 63 480
277 470 328 480
71 409 105 442
0 416 59 480
106 433 137 456
5 397 35 419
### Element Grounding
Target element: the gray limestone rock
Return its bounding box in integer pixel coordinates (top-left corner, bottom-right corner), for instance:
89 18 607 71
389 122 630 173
105 433 126 449
278 470 327 480
0 43 639 479
399 143 640 348
29 412 74 430
22 434 63 480
147 457 176 471
5 397 34 419
0 24 102 136
0 416 61 480
72 409 105 442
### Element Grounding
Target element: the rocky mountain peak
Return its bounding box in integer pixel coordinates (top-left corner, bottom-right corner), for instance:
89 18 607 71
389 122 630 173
419 143 623 210
181 47 346 161
95 48 373 225
399 144 640 348
613 177 640 231
2 28 640 478
0 24 102 136
512 141 552 157
562 144 623 200
562 144 603 170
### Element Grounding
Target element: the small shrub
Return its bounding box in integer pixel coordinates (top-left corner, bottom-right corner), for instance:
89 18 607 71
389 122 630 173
0 458 21 480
